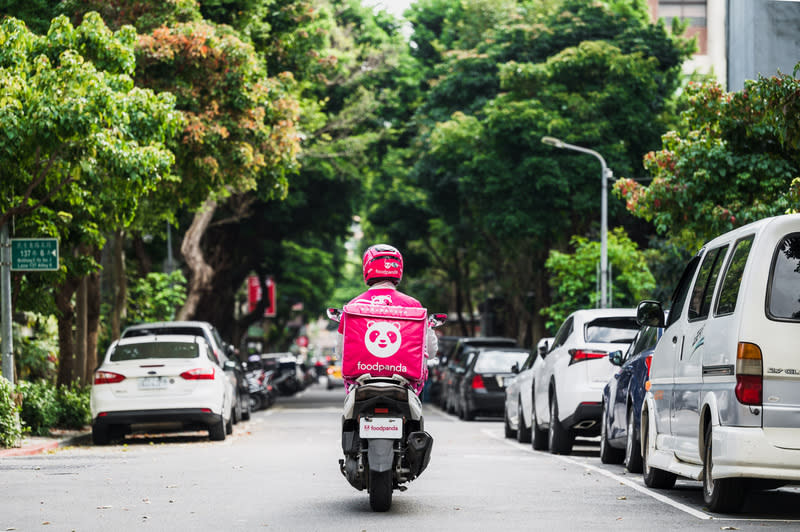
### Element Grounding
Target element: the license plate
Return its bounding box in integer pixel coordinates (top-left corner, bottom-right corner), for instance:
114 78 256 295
138 376 169 390
359 417 403 439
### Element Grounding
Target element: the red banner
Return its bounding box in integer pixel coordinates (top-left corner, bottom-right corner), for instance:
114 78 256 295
247 275 276 317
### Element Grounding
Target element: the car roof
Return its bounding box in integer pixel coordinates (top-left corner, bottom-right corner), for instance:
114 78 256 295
123 321 214 331
457 336 517 344
112 334 208 347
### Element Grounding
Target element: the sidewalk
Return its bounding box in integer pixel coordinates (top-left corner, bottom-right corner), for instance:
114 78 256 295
0 427 92 457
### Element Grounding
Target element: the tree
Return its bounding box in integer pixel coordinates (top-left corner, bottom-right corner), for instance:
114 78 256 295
615 70 800 250
541 227 656 329
0 13 181 384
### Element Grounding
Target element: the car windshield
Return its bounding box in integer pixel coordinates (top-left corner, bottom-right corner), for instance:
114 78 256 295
473 351 529 373
110 342 199 361
584 317 639 344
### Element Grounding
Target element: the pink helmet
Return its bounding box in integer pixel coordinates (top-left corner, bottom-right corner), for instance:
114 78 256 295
362 244 403 286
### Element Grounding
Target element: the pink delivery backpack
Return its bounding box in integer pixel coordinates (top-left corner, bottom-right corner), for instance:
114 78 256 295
341 303 428 381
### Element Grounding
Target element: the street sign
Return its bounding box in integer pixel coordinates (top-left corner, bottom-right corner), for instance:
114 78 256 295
11 238 59 271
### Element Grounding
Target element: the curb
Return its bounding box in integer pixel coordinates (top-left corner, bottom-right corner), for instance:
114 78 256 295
0 432 92 457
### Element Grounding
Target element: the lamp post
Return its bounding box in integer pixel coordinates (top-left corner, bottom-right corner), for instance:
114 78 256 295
541 136 613 308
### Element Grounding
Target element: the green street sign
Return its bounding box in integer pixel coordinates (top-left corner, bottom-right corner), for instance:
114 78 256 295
11 238 59 271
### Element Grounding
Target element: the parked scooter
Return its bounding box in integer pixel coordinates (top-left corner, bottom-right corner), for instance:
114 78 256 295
245 356 275 411
327 308 446 512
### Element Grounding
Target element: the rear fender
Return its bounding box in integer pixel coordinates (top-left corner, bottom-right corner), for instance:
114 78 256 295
367 439 396 473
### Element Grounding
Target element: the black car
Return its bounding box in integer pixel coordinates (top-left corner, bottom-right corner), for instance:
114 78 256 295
455 347 530 420
440 337 518 414
425 335 460 404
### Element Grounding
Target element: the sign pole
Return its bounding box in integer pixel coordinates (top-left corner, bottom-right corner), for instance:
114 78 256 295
1 224 14 383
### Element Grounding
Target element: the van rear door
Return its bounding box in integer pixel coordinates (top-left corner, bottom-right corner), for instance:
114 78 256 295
761 231 800 448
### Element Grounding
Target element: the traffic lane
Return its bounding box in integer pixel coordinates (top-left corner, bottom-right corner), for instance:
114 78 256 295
498 430 800 525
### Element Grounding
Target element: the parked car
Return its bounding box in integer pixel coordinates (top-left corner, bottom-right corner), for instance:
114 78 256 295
90 335 235 444
599 320 664 472
121 321 247 424
532 309 640 455
504 337 553 443
326 363 344 390
454 347 530 420
441 337 518 413
638 214 800 513
427 335 460 404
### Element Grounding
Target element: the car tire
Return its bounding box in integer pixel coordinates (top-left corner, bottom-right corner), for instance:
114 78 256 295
548 394 573 455
516 402 532 443
600 402 624 464
241 395 251 421
250 394 262 412
642 416 676 489
369 470 393 512
504 409 517 439
703 424 746 513
462 404 475 421
92 424 110 446
209 415 226 441
531 393 548 451
624 406 643 473
226 410 234 435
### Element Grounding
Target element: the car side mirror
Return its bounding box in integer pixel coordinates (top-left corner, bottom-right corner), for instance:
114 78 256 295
637 300 665 328
511 362 520 374
327 308 342 323
609 350 624 367
538 341 550 358
223 360 237 371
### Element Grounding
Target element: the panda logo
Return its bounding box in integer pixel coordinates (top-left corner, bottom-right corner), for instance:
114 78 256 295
364 321 402 358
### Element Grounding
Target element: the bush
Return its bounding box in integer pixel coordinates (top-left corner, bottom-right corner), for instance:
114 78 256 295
56 384 90 429
18 380 59 436
0 378 23 448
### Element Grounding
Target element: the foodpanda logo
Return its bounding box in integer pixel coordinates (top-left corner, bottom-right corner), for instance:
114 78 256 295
364 321 402 358
384 260 400 269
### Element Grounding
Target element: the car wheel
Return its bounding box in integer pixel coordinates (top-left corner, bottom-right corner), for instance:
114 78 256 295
249 394 262 412
516 401 532 443
92 424 110 446
531 393 548 451
209 415 226 441
624 406 643 473
642 415 676 489
703 424 746 512
233 394 241 424
600 402 624 464
226 410 234 435
241 395 251 421
504 408 517 439
548 394 573 455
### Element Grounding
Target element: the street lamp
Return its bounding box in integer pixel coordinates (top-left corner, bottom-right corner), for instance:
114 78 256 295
541 136 613 308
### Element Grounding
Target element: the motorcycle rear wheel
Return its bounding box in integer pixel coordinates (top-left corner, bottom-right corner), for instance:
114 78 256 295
369 470 393 512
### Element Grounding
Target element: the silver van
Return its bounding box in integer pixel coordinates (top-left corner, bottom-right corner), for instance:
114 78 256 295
637 214 800 513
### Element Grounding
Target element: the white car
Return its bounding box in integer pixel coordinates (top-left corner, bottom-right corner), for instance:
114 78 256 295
532 309 639 454
639 213 800 513
504 337 552 444
90 335 235 445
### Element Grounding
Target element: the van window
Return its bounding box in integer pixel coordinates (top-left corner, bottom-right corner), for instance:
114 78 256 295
768 233 800 321
715 236 754 316
688 246 727 321
666 255 701 329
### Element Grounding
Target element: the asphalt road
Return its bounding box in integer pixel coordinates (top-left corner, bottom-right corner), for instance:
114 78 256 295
2 382 800 531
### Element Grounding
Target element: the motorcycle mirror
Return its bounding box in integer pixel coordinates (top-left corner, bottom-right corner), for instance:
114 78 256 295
428 313 447 328
327 308 342 323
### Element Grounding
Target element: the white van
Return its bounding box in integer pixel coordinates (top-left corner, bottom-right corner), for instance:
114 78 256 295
637 213 800 513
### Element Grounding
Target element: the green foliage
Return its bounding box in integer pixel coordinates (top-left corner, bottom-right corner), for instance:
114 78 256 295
18 380 59 436
616 70 800 250
127 270 188 323
0 378 23 448
13 313 59 383
56 383 91 429
540 227 656 330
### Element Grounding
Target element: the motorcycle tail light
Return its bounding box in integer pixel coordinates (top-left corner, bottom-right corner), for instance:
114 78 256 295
375 408 389 414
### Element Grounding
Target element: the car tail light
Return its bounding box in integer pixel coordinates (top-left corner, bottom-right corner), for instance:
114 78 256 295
94 371 125 385
180 367 216 380
644 354 653 377
568 349 607 365
735 342 762 405
471 375 485 390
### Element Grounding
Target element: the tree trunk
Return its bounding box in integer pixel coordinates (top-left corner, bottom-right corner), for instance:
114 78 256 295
110 229 127 340
75 275 87 382
55 276 79 387
177 196 218 320
85 267 101 383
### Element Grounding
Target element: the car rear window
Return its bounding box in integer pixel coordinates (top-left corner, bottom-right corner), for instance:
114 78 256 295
768 233 800 321
584 317 639 344
473 351 529 373
110 342 199 361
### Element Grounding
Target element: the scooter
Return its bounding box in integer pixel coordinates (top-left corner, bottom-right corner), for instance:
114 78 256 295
327 308 446 512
